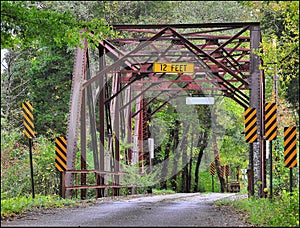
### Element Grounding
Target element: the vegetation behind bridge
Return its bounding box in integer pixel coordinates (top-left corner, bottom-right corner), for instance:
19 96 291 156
1 1 299 226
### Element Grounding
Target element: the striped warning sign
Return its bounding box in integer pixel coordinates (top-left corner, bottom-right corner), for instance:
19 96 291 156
210 162 215 176
244 107 258 143
55 136 67 172
284 127 297 168
22 101 35 139
225 164 230 177
265 102 277 140
220 165 225 177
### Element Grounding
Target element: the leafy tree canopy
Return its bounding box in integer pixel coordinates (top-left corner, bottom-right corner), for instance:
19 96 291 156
1 1 117 49
241 1 299 115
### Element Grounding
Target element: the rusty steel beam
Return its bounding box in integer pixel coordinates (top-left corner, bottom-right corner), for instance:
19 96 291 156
65 22 264 199
65 39 88 197
99 40 139 71
209 26 250 56
98 46 106 198
114 73 120 196
168 27 249 87
119 77 162 111
80 75 87 199
112 22 260 30
130 74 189 119
86 50 99 172
82 27 170 89
172 38 249 107
249 25 265 197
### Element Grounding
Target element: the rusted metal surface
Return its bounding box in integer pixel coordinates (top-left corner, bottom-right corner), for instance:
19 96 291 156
64 22 264 198
137 97 150 172
249 25 265 197
65 39 87 197
62 170 140 198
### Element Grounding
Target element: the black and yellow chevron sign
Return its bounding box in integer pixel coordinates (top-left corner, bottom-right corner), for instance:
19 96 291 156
225 164 230 177
55 136 67 172
244 107 258 143
284 127 297 168
210 162 215 176
220 165 225 177
265 102 277 141
22 101 35 139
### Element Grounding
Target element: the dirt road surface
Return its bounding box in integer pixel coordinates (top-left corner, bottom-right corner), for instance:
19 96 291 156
1 192 255 227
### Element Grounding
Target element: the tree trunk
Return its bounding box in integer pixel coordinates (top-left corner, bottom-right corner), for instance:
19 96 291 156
160 128 175 189
215 155 225 193
194 131 208 192
187 134 194 192
213 135 225 192
181 124 190 193
170 119 180 191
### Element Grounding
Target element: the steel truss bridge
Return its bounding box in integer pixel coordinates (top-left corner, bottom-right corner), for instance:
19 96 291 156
64 22 266 198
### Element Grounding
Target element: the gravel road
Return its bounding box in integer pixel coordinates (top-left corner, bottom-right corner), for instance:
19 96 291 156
1 192 255 227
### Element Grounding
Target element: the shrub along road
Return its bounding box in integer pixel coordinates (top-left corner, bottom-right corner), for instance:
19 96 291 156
1 192 255 227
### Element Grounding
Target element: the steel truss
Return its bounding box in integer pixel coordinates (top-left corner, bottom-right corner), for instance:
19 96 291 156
64 23 266 198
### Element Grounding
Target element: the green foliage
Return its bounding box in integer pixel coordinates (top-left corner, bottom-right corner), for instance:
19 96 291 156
269 136 299 196
168 1 251 24
120 162 155 189
198 170 220 193
1 48 37 131
1 130 60 198
220 189 299 227
1 122 30 197
217 97 248 169
1 45 74 137
28 45 74 137
242 1 299 114
1 1 117 49
152 188 175 195
32 137 61 195
1 193 77 220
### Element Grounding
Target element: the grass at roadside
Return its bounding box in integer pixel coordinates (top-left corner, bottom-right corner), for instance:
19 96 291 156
1 188 175 221
2 189 299 227
215 190 299 227
152 189 176 195
1 194 79 220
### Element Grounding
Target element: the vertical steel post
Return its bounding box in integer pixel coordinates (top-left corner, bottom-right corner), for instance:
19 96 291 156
269 140 273 201
98 46 106 197
86 51 99 173
289 168 293 196
248 144 254 196
59 171 62 198
123 83 133 164
250 25 265 197
65 40 87 197
262 69 266 197
62 172 66 198
271 39 277 201
28 138 35 199
127 87 132 164
114 73 120 196
138 96 145 172
80 86 87 199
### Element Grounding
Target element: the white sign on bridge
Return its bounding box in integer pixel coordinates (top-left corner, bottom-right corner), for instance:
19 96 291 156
186 97 215 105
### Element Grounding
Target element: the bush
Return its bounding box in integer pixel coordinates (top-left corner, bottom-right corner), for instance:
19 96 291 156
1 194 76 220
230 189 299 227
1 129 60 198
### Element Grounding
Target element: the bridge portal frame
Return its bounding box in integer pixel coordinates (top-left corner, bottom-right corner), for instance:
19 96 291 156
64 22 266 198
